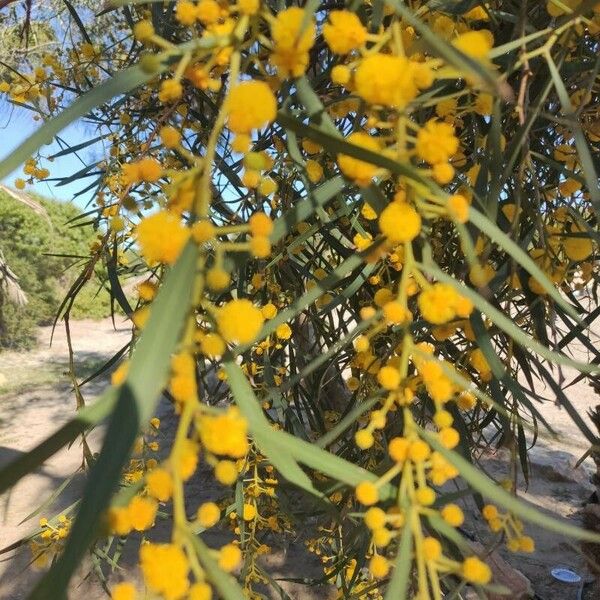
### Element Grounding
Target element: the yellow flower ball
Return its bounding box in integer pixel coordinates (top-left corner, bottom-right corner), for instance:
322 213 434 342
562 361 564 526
227 81 277 134
422 536 442 561
447 194 470 223
323 10 368 54
379 202 422 244
388 437 410 462
242 503 257 521
200 333 226 358
355 481 379 505
364 507 386 530
206 267 231 291
217 299 264 344
441 503 464 527
261 303 278 319
136 211 190 266
408 439 431 463
188 582 212 600
377 365 401 390
159 125 182 149
275 323 292 340
337 132 381 187
439 427 460 449
462 556 492 584
415 120 459 165
146 467 173 502
111 582 136 600
158 78 183 103
355 429 374 449
215 460 238 485
369 554 390 578
197 502 221 528
218 543 242 572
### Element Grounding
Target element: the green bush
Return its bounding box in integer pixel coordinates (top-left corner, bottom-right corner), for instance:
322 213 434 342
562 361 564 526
0 190 113 349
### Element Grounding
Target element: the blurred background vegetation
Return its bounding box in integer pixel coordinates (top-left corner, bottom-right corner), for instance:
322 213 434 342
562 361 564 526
0 187 112 349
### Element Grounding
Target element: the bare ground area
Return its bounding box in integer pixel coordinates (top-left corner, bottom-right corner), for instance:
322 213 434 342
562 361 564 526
0 318 600 599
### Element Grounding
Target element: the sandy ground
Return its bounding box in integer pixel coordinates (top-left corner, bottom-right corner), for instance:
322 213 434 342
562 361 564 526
0 316 599 599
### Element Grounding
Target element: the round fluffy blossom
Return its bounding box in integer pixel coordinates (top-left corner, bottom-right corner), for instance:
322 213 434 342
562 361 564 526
379 202 422 243
270 7 315 77
415 120 459 164
227 81 277 134
218 544 242 572
217 299 264 344
198 406 249 458
462 556 492 584
136 211 190 265
418 283 459 324
140 543 190 600
323 11 367 54
355 54 431 108
453 30 493 59
146 467 173 502
369 555 389 578
111 582 136 600
337 132 381 187
197 502 221 528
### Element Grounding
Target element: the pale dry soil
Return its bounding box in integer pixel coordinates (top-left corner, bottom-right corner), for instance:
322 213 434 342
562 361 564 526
0 318 599 599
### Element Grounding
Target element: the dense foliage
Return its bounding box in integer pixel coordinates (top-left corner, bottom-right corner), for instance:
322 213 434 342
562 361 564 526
0 1 599 600
0 190 112 348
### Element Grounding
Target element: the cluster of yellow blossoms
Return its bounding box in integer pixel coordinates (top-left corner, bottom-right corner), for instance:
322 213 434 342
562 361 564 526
5 1 600 599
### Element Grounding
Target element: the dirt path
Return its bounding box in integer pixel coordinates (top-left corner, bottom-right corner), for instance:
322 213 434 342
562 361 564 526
0 317 599 599
0 319 131 600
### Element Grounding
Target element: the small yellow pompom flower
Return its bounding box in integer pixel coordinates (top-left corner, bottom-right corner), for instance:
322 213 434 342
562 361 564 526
217 299 264 344
447 194 470 223
418 283 459 325
355 53 423 108
238 0 260 15
377 365 401 390
422 537 442 561
261 303 277 319
227 81 277 134
439 427 460 449
388 437 410 462
158 79 183 103
416 120 459 165
275 323 292 340
127 496 157 531
249 212 274 237
136 211 190 266
355 429 374 449
453 30 493 60
408 439 431 463
140 543 190 600
331 64 351 85
337 132 381 187
323 11 367 54
197 502 221 528
243 503 257 521
218 544 242 572
189 582 212 600
369 555 390 578
111 582 136 600
160 126 182 149
379 202 421 244
196 0 220 24
198 406 249 458
175 1 198 25
200 333 226 358
214 460 238 485
355 481 379 505
192 219 216 243
462 556 492 584
133 20 154 42
364 507 386 530
206 267 231 291
146 467 173 502
441 503 465 527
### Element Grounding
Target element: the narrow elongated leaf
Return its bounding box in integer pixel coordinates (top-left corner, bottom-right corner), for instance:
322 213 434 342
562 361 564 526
28 242 198 598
